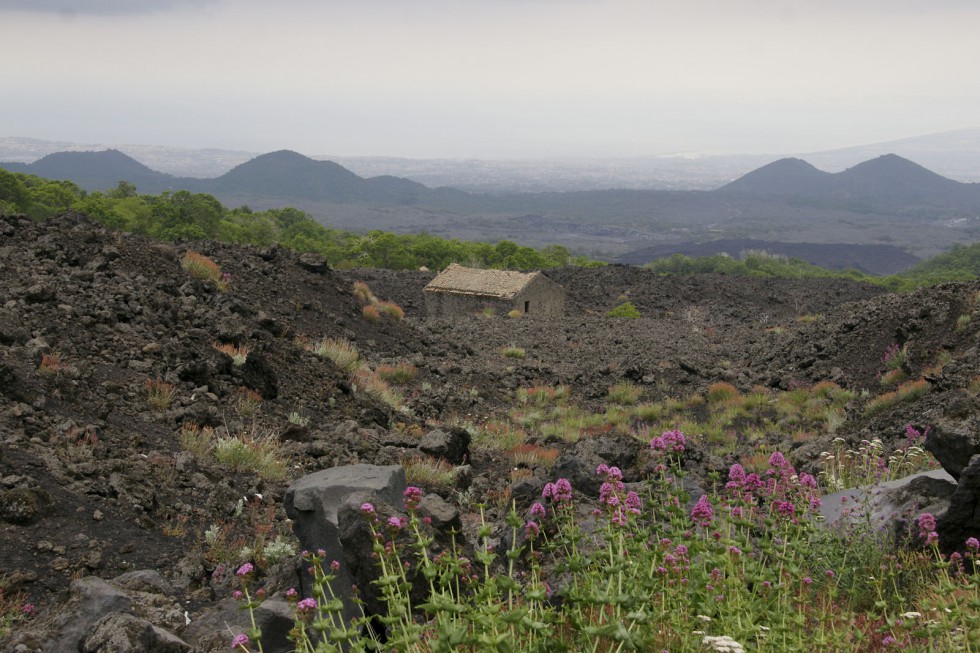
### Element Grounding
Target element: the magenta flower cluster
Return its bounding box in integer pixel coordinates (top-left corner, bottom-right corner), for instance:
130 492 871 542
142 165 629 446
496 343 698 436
722 451 821 526
403 486 423 511
918 512 939 545
596 463 641 526
691 494 713 527
542 478 573 503
650 429 687 454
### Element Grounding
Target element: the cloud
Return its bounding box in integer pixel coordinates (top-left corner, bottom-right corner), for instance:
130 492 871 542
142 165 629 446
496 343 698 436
0 0 215 16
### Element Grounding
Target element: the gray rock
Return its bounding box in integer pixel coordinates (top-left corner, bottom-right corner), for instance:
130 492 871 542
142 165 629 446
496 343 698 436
819 469 957 536
938 454 980 554
284 464 406 623
419 493 461 532
0 487 50 525
925 419 980 480
111 570 175 596
182 598 295 653
552 433 640 497
82 612 192 653
419 427 471 465
42 577 132 653
298 253 329 274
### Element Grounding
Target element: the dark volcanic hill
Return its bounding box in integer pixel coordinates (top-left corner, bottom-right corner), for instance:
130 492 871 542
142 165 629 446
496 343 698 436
1 149 180 193
206 150 449 205
721 153 980 209
718 157 833 196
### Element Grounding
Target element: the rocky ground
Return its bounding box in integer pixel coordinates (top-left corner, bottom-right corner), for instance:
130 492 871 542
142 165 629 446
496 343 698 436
2 212 980 651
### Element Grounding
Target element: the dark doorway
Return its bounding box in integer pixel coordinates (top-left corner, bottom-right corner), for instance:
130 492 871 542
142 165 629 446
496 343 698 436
524 301 530 313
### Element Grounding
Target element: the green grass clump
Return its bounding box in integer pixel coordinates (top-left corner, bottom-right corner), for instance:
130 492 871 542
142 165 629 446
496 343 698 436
403 455 459 490
865 379 931 415
213 429 286 480
377 362 418 385
351 368 404 410
311 337 360 373
606 301 641 318
145 377 177 412
501 345 526 359
181 251 227 290
607 381 642 406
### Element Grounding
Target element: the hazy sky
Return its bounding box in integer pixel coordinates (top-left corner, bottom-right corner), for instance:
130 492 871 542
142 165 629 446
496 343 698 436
3 0 979 158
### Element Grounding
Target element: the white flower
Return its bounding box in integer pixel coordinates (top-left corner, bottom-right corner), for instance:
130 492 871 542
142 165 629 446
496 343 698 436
703 635 745 653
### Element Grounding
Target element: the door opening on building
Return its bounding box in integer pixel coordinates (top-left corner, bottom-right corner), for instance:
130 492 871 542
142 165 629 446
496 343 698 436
524 301 530 313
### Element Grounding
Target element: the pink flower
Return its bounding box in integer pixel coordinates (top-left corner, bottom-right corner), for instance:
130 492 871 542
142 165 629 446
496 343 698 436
529 502 546 519
525 520 540 537
20 603 36 617
285 588 298 600
543 478 573 502
926 531 939 546
729 463 746 481
297 597 317 612
387 516 407 530
360 502 375 515
403 486 423 511
918 512 937 534
231 633 250 650
966 537 980 552
236 563 253 577
232 590 243 600
330 560 341 571
691 495 713 527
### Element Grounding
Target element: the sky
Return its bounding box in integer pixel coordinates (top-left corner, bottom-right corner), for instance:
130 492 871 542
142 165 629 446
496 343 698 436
2 0 980 159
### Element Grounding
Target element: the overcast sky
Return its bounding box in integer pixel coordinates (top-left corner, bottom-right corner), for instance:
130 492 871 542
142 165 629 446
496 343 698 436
2 0 979 158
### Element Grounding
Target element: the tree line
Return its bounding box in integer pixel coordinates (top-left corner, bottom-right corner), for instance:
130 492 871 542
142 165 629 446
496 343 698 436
4 167 980 288
0 170 597 271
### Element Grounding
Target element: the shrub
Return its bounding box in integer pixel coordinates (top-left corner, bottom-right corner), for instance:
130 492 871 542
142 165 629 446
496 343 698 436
376 301 405 321
957 314 972 332
881 343 908 372
351 281 377 304
145 378 177 411
377 362 418 385
865 379 931 415
213 428 286 480
311 337 360 373
181 251 227 290
213 342 249 366
287 411 309 427
706 381 740 403
502 345 526 359
403 455 459 489
607 301 641 318
179 422 214 456
235 387 262 417
607 381 642 405
507 309 523 318
362 304 381 323
37 353 63 377
507 444 560 469
351 368 404 410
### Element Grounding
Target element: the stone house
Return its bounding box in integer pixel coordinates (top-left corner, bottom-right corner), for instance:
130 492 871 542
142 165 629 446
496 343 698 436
423 263 565 318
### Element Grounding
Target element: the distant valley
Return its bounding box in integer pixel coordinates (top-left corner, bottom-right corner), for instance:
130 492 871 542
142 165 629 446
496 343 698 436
5 145 980 272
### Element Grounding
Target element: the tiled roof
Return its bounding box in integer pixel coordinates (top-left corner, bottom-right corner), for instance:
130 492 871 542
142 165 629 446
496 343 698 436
424 263 540 299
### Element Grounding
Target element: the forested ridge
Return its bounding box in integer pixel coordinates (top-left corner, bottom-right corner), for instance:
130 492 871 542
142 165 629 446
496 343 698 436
4 166 980 289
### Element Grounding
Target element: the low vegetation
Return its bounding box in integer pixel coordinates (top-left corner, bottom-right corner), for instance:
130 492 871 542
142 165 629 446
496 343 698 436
235 433 972 653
